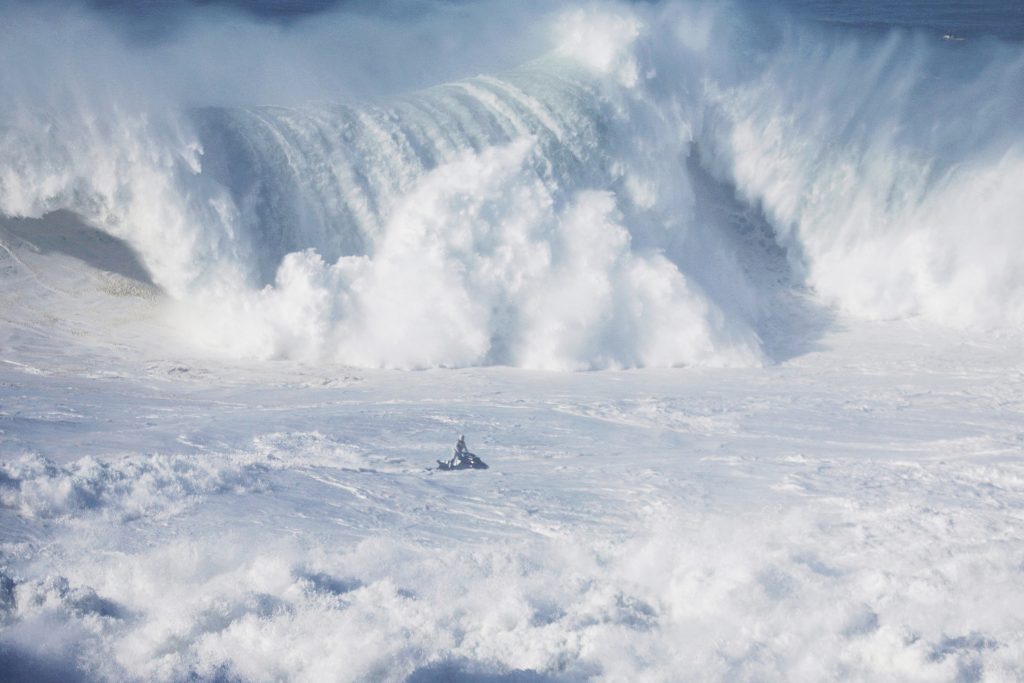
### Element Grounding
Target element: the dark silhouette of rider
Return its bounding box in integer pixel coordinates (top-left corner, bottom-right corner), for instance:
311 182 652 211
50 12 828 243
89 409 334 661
438 434 488 470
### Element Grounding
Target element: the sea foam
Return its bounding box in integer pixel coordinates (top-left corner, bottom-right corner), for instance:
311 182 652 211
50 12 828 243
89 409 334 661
1 0 1022 368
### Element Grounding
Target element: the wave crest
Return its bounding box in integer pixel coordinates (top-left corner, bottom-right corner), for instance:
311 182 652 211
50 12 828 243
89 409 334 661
1 0 1022 367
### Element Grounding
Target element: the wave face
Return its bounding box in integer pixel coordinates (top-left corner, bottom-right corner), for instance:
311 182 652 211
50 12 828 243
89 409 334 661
1 0 1022 368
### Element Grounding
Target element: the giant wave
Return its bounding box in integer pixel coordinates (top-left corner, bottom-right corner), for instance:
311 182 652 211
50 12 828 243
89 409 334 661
1 0 1022 369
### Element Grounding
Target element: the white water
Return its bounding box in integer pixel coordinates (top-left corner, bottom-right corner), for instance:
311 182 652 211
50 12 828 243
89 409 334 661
2 2 1024 680
3 1 1022 369
1 314 1023 681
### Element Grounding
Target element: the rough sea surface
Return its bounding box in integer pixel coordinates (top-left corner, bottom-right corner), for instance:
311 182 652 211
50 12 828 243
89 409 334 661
1 0 1023 680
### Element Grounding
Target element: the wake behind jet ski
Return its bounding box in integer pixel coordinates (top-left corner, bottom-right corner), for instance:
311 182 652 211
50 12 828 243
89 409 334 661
437 435 488 470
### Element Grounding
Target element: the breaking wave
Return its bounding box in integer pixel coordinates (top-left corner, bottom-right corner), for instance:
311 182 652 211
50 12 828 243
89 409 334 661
1 0 1022 368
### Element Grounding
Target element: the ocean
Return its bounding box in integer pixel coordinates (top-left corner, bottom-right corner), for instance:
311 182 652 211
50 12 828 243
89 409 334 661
784 0 1024 41
1 1 1023 680
3 0 1022 367
36 0 1024 42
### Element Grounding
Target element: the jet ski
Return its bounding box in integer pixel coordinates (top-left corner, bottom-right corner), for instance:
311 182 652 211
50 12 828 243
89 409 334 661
437 435 489 470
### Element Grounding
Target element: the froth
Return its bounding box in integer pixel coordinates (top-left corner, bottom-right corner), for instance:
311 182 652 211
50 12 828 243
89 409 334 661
699 20 1024 327
2 0 1022 368
181 139 760 369
4 492 1023 681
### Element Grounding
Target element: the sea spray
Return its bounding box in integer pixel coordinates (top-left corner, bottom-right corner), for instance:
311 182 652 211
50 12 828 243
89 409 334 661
1 0 1022 369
